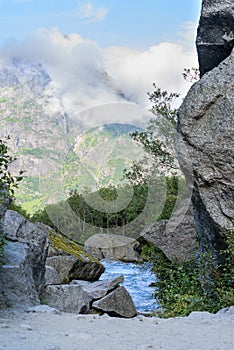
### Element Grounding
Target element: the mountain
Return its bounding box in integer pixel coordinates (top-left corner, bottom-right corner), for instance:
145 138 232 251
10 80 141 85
0 58 146 212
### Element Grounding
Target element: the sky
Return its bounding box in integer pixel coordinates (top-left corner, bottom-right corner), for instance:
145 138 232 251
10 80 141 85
0 0 202 117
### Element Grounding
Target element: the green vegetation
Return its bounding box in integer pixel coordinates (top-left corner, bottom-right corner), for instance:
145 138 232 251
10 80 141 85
0 137 24 263
143 232 234 318
29 178 180 244
127 84 234 317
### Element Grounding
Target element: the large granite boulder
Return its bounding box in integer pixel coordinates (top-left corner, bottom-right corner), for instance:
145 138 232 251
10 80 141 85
196 0 234 77
84 234 142 262
70 275 124 299
141 202 197 262
45 230 105 282
43 284 92 314
92 286 137 318
177 50 234 262
0 210 49 307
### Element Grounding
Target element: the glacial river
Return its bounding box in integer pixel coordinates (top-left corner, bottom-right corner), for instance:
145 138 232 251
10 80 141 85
100 259 159 313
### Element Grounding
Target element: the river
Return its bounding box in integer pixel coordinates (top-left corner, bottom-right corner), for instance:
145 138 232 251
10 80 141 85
100 259 159 313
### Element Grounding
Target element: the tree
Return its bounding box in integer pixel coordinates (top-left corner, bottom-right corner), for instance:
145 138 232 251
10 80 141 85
124 85 180 184
0 136 24 263
0 136 24 196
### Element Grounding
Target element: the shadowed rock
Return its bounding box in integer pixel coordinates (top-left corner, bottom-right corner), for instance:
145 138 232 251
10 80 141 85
141 202 197 262
177 50 234 262
196 0 234 76
93 286 137 318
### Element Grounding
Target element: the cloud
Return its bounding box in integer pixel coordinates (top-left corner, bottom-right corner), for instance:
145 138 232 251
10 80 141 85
78 1 109 22
105 29 198 107
0 25 197 128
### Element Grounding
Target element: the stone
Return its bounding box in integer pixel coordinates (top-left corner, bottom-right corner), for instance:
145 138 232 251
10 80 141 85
70 275 124 299
46 254 104 283
196 0 234 76
0 210 49 307
84 234 142 262
216 306 234 319
177 50 234 263
92 286 137 318
0 185 12 236
44 229 105 282
43 284 92 313
44 266 61 286
27 305 61 314
4 210 49 295
0 241 40 307
141 202 197 262
46 256 78 284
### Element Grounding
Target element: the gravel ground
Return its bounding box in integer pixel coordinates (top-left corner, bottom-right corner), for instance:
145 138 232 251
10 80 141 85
0 306 233 350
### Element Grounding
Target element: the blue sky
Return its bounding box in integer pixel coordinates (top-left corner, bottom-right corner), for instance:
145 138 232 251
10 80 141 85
0 0 201 48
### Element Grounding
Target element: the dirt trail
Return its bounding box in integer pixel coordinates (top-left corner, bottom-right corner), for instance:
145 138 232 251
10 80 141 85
0 306 233 350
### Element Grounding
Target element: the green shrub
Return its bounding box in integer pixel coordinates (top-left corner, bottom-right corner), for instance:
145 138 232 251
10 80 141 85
143 232 234 318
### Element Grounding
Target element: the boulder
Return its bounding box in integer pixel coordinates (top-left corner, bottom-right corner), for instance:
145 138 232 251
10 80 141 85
196 0 234 77
92 286 137 318
44 266 60 286
141 202 197 262
0 241 40 307
177 50 234 262
0 210 49 307
70 275 124 299
45 230 105 282
84 234 142 262
4 210 49 295
43 284 92 313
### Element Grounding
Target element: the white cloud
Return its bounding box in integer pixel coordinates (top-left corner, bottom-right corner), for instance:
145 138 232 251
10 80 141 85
105 30 198 107
78 1 109 22
0 25 198 128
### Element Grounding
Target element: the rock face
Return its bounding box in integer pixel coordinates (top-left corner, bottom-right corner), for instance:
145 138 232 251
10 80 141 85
141 202 197 262
0 210 49 307
177 50 234 261
196 0 234 77
93 286 137 318
84 234 142 263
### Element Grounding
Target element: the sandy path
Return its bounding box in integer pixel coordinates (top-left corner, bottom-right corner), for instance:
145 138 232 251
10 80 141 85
0 307 233 350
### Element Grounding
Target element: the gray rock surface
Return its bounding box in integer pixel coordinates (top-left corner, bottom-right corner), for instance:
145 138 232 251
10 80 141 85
4 210 49 295
196 0 234 76
44 266 61 286
0 185 11 236
70 275 124 299
177 50 234 262
42 227 105 282
43 285 92 314
0 210 49 307
84 234 142 262
46 256 78 284
46 254 104 283
92 286 137 318
141 202 197 262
